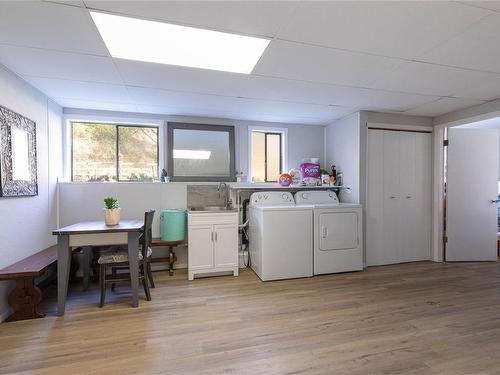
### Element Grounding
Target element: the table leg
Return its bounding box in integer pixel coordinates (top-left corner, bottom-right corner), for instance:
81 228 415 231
82 246 92 291
57 235 71 316
128 232 140 308
169 246 174 276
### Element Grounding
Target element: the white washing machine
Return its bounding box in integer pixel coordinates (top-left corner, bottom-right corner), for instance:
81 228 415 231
249 191 313 281
295 190 363 275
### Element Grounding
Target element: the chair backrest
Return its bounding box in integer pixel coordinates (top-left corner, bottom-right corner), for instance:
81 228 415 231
140 210 155 265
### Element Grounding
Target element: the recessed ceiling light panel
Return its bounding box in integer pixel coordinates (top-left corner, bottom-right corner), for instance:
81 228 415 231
90 11 270 74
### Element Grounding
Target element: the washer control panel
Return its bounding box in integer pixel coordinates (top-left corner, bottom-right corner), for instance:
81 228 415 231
250 191 295 205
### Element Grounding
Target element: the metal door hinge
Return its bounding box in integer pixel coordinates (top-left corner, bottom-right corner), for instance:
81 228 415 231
443 139 449 146
443 235 448 243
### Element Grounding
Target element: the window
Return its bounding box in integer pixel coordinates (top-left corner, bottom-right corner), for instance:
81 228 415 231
71 122 159 182
251 131 283 182
167 122 235 182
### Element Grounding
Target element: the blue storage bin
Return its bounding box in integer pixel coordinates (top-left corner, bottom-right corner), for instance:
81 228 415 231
161 209 186 241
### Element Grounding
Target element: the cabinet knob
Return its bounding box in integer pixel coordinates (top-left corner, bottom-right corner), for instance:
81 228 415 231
390 196 397 199
406 196 412 199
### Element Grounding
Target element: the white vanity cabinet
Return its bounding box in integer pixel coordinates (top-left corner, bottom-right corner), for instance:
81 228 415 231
187 211 239 280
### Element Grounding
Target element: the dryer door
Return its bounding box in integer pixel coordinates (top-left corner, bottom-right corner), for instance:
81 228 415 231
319 211 359 251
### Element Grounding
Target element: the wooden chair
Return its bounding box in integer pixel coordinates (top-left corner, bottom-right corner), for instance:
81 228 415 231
97 210 155 307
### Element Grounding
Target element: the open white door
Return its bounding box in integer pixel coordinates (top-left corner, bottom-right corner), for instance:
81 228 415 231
446 128 499 261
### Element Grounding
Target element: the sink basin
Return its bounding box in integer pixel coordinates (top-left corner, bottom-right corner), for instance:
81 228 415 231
190 206 236 212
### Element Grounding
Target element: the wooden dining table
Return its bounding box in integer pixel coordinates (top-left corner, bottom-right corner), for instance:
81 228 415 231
52 220 144 316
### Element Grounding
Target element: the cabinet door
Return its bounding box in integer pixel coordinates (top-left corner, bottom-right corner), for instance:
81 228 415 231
188 225 214 270
214 224 238 268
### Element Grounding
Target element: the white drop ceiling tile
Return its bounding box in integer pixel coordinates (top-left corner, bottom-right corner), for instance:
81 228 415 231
403 97 485 117
42 0 84 6
0 45 122 83
112 61 438 111
24 77 131 103
55 98 139 113
0 1 108 55
115 59 247 96
369 61 498 96
452 74 500 100
135 104 339 125
127 86 345 120
84 1 297 37
245 76 439 111
461 1 500 11
278 1 490 60
419 13 500 73
253 40 401 87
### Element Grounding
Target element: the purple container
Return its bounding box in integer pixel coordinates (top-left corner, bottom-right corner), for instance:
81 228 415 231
300 162 321 178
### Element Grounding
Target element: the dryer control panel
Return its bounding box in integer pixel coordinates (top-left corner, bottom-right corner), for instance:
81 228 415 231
250 191 295 206
295 190 339 205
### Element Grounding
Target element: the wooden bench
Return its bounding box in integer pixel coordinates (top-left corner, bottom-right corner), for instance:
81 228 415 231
0 246 57 322
150 238 184 275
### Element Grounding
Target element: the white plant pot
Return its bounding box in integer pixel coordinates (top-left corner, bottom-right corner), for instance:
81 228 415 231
104 208 121 226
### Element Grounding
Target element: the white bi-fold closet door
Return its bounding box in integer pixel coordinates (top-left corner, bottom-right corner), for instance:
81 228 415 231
367 129 432 266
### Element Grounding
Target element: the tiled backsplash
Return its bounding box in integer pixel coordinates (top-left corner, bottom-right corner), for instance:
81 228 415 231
187 185 223 207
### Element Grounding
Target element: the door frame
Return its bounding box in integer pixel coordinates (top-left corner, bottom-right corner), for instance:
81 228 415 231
431 112 500 262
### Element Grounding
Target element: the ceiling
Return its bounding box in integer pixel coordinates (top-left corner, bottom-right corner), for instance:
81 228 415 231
1 1 500 125
457 116 500 128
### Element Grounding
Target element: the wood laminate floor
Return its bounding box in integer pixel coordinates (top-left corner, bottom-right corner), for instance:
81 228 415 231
1 262 500 375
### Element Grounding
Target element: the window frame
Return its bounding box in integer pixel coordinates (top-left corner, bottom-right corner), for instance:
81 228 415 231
252 132 283 182
64 116 163 183
248 126 288 183
167 122 236 182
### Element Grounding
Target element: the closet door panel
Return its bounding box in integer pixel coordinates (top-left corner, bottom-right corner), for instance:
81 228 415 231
382 131 401 264
399 132 418 262
412 133 431 261
366 130 385 266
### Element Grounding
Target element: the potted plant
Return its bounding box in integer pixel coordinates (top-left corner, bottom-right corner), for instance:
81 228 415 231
103 196 120 226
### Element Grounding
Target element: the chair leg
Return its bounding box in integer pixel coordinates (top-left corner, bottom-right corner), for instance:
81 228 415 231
99 264 106 308
141 265 151 301
111 267 116 292
147 261 155 288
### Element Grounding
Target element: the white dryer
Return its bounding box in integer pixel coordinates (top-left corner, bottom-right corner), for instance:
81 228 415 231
249 191 313 281
295 190 363 275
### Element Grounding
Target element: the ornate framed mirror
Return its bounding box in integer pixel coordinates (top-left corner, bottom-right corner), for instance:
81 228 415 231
0 105 38 197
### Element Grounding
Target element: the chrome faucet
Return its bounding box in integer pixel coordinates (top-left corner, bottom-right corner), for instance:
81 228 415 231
217 182 229 207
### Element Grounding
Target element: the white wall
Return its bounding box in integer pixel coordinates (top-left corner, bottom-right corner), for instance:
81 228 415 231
0 65 62 321
325 112 360 203
58 182 186 237
62 108 326 180
58 182 188 269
